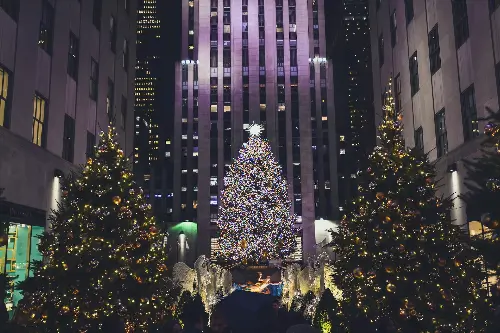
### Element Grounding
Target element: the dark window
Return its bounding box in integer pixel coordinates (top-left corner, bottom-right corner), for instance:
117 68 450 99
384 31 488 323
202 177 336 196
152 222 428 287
124 0 130 13
0 66 11 128
86 131 95 158
376 0 381 11
122 39 129 71
414 126 423 151
90 58 99 101
378 34 384 67
428 24 441 75
32 94 47 147
434 109 448 158
107 79 114 123
490 0 500 13
38 0 54 54
62 115 75 163
67 32 79 80
121 96 127 129
404 0 414 24
452 0 469 49
390 10 397 47
0 0 19 21
395 74 402 115
461 84 478 142
109 16 117 53
409 51 419 96
93 0 102 30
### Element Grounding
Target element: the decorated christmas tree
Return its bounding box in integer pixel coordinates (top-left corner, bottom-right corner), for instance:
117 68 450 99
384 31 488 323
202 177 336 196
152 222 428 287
18 127 178 332
331 82 486 332
462 108 500 315
216 124 296 265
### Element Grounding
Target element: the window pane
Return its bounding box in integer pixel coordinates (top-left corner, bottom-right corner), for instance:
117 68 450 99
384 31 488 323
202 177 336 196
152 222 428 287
1 70 8 97
0 100 5 126
32 121 39 145
39 100 45 122
37 123 43 145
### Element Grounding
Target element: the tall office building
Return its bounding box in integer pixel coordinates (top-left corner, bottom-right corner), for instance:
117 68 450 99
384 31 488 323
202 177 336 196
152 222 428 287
173 0 338 261
0 0 136 313
326 0 375 210
135 0 171 220
370 0 500 226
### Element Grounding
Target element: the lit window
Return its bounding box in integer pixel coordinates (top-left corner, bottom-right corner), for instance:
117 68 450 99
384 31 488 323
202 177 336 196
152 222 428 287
340 149 346 155
32 94 47 147
0 66 10 127
339 135 345 141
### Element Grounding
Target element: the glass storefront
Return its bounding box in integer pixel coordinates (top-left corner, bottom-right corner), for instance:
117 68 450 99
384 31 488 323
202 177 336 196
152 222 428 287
0 200 46 318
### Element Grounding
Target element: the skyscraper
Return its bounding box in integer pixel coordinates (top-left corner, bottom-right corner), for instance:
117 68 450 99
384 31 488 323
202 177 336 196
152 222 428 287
326 0 375 210
135 0 170 219
173 0 338 260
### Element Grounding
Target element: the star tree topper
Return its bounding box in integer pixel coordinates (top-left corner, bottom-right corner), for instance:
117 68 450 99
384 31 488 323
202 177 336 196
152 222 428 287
247 123 263 137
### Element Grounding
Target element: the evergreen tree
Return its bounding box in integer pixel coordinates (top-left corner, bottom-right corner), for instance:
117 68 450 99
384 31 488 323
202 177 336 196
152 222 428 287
462 108 500 308
331 84 485 332
18 127 178 332
216 124 296 265
313 289 344 333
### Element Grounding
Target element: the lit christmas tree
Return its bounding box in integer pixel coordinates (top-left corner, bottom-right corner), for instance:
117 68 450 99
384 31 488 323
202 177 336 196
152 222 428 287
331 82 486 332
216 124 297 265
18 127 178 332
462 108 500 319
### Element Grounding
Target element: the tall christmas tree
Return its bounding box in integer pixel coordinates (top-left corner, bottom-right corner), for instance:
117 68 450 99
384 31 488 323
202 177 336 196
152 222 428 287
462 108 500 313
216 124 297 265
18 127 178 332
331 82 486 332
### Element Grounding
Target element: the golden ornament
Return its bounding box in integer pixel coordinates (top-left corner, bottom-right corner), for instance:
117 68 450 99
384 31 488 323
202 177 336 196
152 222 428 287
376 192 385 200
240 239 248 249
136 276 143 284
149 226 159 235
117 149 124 157
158 264 167 272
61 306 70 313
398 244 405 252
454 259 462 267
354 237 361 245
384 216 392 223
385 266 394 274
386 283 396 293
113 196 122 205
353 267 363 278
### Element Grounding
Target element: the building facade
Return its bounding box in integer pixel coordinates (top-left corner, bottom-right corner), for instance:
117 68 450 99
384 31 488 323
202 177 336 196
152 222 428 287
0 0 136 313
134 0 171 220
172 0 338 261
370 0 500 226
327 0 375 211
